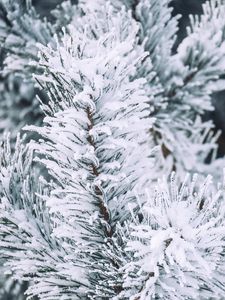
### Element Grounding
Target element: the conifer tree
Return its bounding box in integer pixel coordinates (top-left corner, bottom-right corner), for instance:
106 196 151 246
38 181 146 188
1 0 225 299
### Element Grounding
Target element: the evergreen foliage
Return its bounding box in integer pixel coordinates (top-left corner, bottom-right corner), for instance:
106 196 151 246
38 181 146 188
0 0 76 143
1 0 225 299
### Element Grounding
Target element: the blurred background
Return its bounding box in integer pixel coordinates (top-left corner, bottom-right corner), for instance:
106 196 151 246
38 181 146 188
170 0 225 157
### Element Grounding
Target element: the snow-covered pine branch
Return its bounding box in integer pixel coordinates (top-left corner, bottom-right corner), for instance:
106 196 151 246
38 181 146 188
1 1 225 299
0 0 52 144
0 0 80 76
0 136 88 299
134 0 225 177
78 0 225 178
119 173 225 299
151 0 225 175
0 0 53 76
1 3 155 299
0 0 79 144
109 0 225 177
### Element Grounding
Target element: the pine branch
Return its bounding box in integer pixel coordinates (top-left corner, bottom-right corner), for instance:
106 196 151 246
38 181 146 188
132 0 225 177
119 173 225 299
0 136 87 299
0 0 78 145
2 3 155 298
1 1 225 299
86 104 112 237
0 0 54 76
